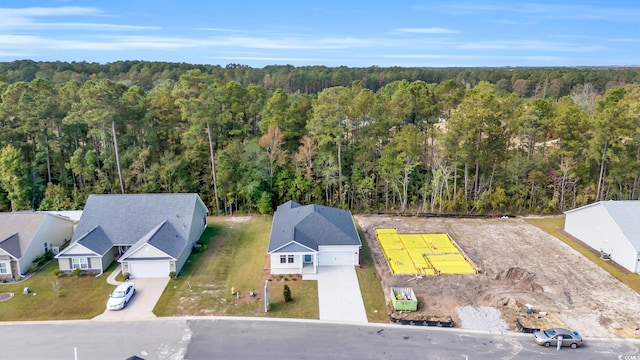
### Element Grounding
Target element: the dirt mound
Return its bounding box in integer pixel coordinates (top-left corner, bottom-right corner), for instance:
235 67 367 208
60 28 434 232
495 267 543 292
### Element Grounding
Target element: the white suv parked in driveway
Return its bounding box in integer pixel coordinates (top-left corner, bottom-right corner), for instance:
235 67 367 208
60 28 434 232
106 282 135 310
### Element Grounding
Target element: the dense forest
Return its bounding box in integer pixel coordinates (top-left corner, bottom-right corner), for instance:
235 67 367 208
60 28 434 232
0 60 639 215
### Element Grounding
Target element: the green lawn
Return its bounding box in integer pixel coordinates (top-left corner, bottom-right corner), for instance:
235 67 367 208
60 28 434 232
155 216 320 318
0 261 117 320
155 215 387 321
356 226 389 323
0 215 387 322
526 217 640 293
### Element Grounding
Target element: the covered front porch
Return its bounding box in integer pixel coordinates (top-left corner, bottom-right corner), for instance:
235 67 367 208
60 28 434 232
270 252 318 275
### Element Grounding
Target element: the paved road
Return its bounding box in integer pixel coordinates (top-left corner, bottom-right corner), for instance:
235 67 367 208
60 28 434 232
2 317 639 360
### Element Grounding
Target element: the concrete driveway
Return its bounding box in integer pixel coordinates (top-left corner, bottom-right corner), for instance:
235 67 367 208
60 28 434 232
314 266 367 323
93 277 169 321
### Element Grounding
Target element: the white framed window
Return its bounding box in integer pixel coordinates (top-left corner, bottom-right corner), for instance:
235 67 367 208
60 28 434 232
280 255 286 264
287 255 294 263
72 258 89 270
0 262 7 274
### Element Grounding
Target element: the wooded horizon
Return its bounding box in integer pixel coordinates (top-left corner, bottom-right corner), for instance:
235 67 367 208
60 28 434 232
0 60 638 214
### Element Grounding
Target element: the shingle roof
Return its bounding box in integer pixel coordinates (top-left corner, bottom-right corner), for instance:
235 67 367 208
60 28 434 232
267 201 361 253
120 220 186 260
71 193 205 254
0 233 21 259
599 201 640 251
0 212 55 259
76 226 113 256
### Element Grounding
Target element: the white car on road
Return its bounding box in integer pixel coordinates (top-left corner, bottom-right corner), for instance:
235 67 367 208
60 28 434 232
106 282 135 310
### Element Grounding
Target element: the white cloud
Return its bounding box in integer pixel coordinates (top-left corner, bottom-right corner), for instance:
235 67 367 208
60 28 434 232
198 27 251 33
0 6 155 32
395 27 459 34
446 2 640 22
378 53 564 61
214 56 323 62
10 22 160 31
458 40 606 52
205 36 380 50
1 6 101 17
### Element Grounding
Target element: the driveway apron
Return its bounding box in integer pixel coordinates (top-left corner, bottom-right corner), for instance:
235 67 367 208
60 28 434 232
93 277 169 321
316 266 367 323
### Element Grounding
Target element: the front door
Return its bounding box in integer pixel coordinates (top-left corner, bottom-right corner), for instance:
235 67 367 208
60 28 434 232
304 254 312 263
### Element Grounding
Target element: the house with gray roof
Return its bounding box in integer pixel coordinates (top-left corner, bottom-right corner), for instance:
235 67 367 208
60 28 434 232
267 201 361 275
55 193 208 278
0 212 74 280
564 200 640 273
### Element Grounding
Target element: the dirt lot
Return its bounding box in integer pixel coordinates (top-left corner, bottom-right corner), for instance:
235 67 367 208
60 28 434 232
355 214 640 338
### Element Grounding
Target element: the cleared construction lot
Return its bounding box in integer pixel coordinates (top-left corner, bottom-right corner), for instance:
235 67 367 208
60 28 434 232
355 214 640 338
376 228 476 275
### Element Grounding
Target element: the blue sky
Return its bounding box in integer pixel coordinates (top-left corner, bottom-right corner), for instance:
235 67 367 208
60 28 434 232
1 1 639 67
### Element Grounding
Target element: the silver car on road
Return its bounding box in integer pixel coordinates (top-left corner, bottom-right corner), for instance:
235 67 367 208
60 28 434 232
533 327 583 348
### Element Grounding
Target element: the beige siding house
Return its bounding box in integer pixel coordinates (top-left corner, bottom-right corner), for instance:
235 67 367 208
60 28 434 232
0 212 74 280
56 193 208 278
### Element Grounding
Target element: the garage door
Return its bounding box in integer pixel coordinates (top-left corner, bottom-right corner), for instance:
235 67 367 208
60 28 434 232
128 260 170 278
318 251 355 266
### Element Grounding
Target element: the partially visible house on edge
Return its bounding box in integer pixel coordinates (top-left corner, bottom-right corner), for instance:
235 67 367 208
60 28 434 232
0 212 74 279
564 200 640 273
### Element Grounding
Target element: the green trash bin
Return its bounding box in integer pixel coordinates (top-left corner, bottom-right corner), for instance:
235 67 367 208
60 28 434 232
525 304 533 314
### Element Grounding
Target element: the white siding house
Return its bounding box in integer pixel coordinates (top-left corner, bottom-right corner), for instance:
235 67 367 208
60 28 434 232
267 201 362 275
564 201 640 273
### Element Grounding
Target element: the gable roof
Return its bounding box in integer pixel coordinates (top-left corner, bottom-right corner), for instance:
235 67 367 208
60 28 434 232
566 200 640 251
0 212 71 260
599 201 640 251
268 201 361 253
0 233 21 259
119 220 185 260
76 226 113 256
71 194 206 253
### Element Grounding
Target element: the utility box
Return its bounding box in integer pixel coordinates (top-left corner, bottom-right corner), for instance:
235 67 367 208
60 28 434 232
390 287 418 311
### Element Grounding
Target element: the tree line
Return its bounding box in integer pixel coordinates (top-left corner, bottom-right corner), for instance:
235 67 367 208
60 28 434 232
3 60 640 96
0 64 638 214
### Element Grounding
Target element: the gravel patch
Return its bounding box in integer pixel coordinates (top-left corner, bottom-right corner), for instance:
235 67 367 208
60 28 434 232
0 292 14 302
457 306 508 333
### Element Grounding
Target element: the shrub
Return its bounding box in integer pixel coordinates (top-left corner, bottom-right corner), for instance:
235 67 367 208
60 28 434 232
29 263 38 273
53 269 61 277
192 243 207 253
73 268 81 276
169 271 177 279
122 272 130 280
283 284 292 302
